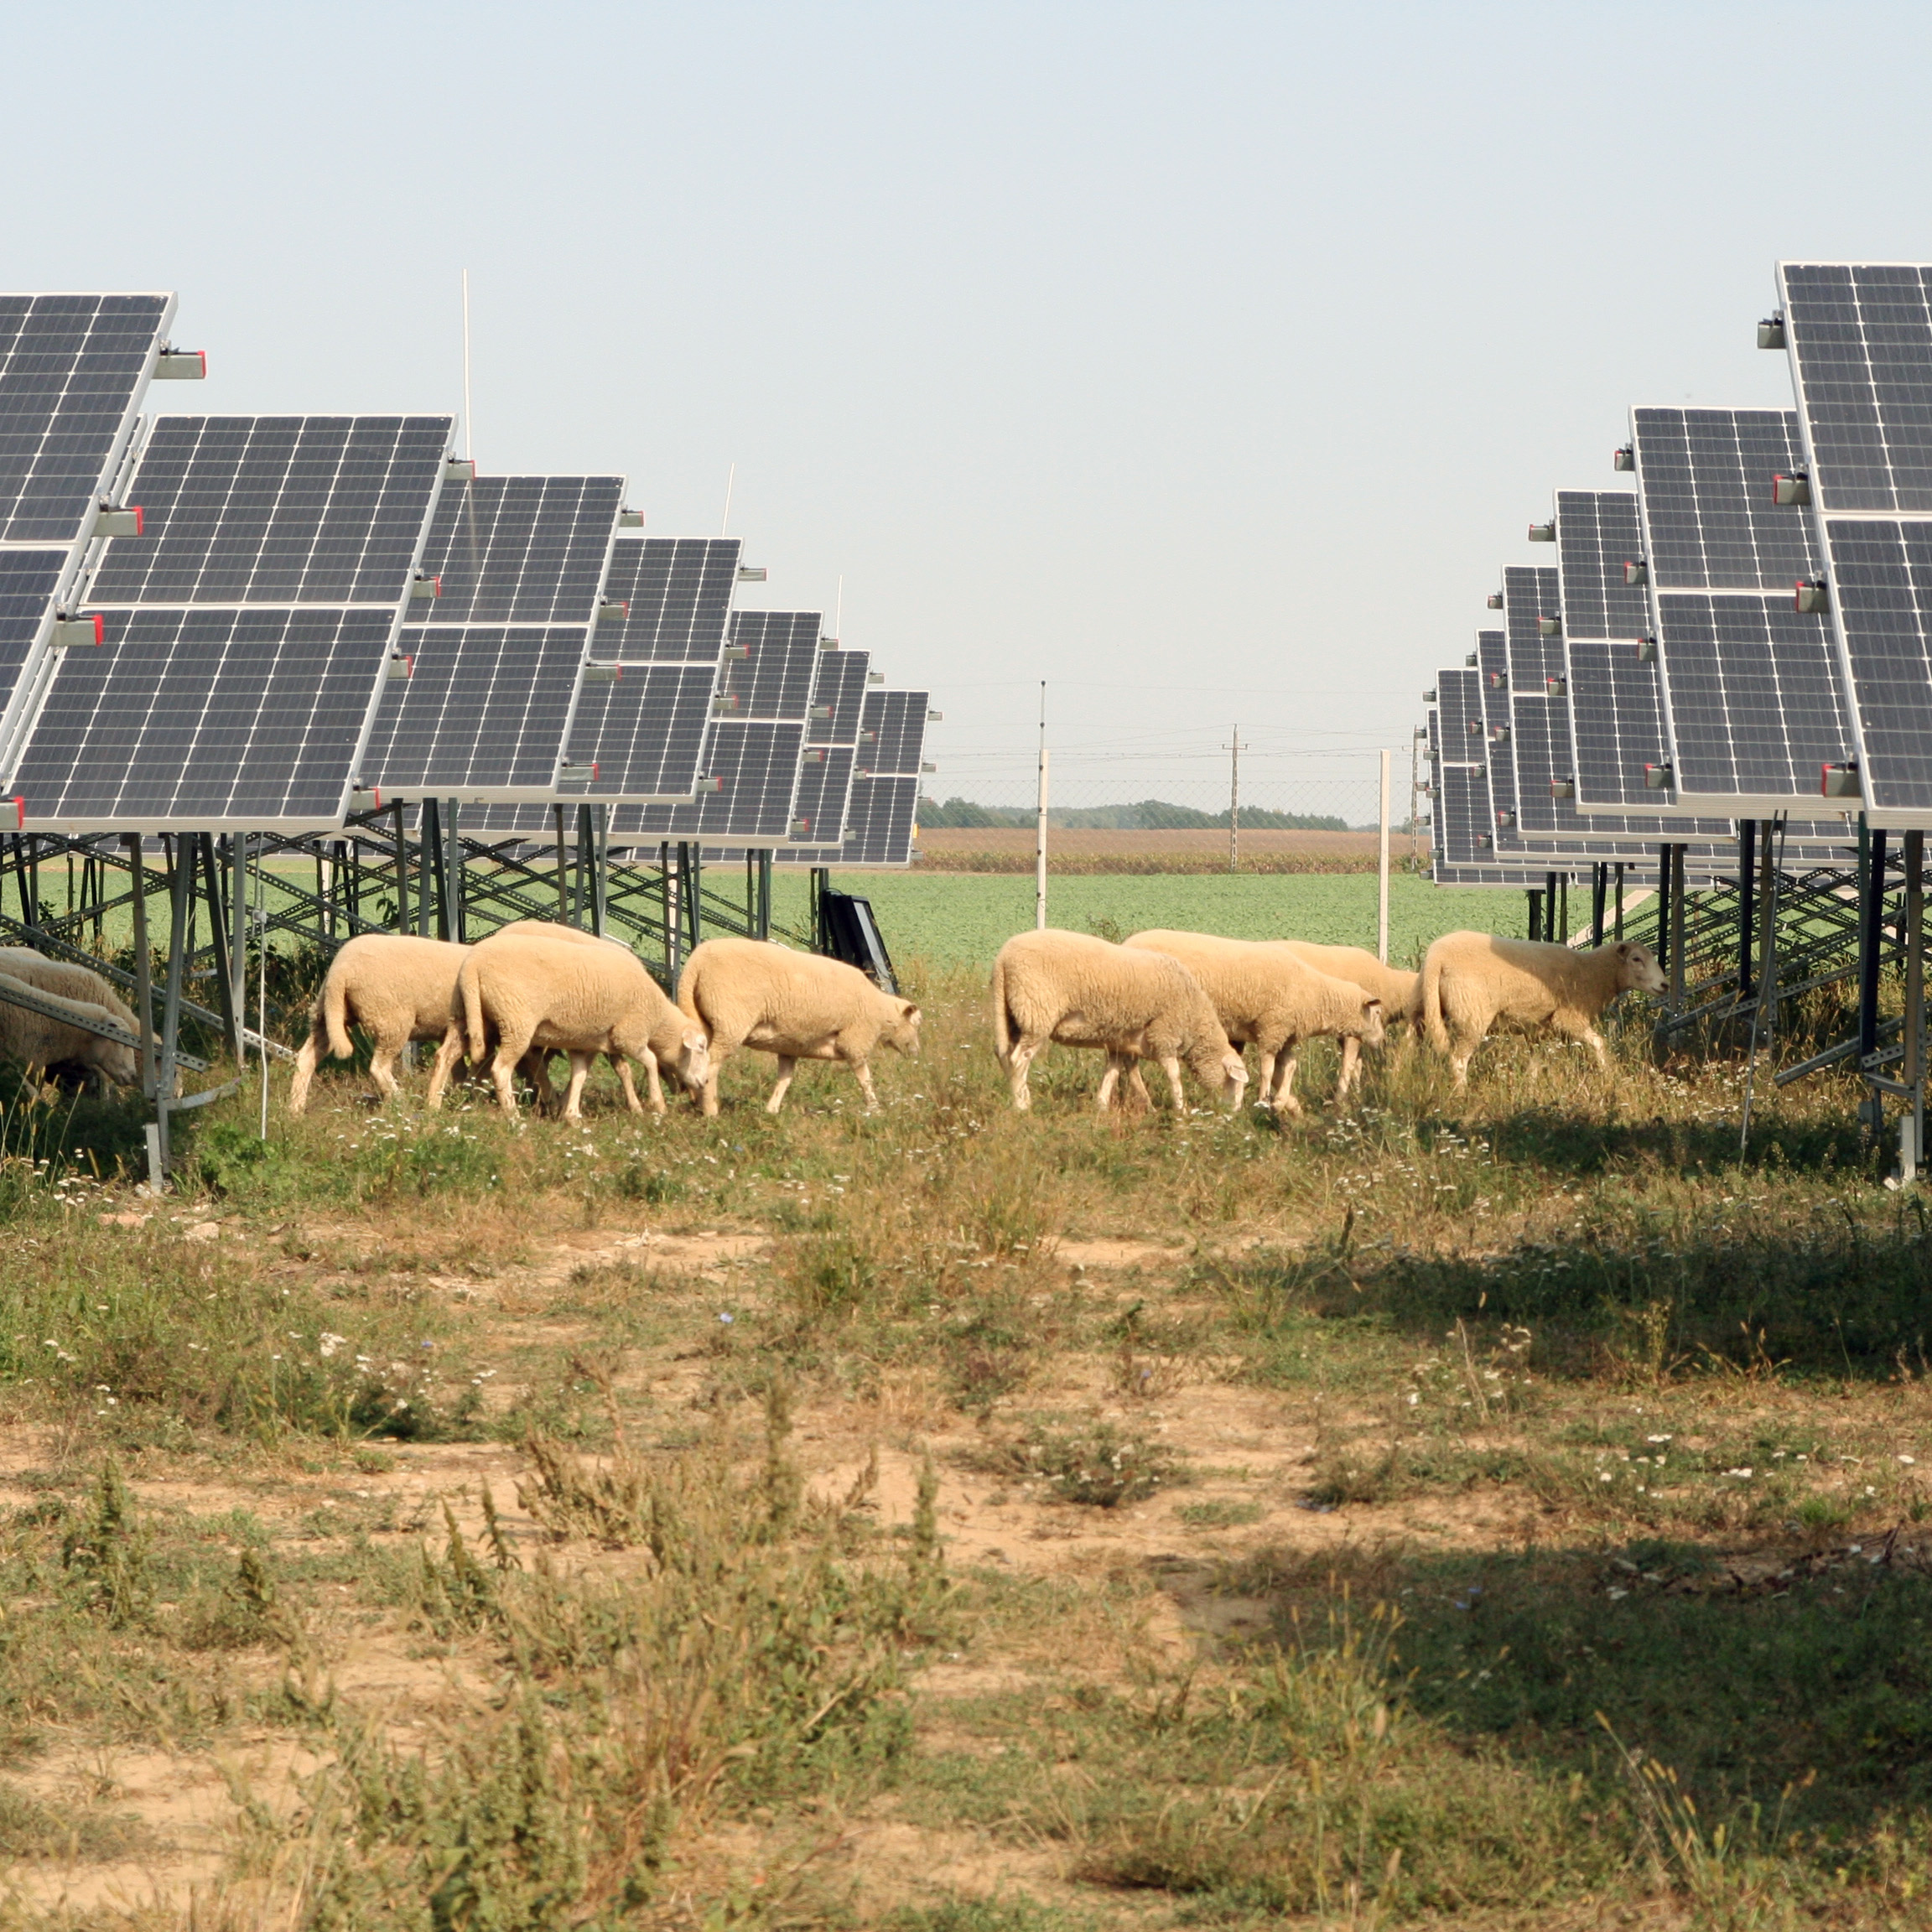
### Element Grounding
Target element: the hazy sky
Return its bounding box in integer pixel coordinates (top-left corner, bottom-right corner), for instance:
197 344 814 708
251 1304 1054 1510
8 3 1929 814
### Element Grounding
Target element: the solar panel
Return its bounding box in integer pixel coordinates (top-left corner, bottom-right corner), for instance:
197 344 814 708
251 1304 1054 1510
712 649 872 855
0 293 174 544
1554 491 1651 641
9 413 454 829
361 474 622 802
361 625 594 800
601 609 823 844
11 607 399 831
87 416 451 606
610 720 809 844
1629 408 1820 590
1778 262 1932 514
406 475 624 626
0 549 73 732
1779 262 1932 824
776 688 932 868
1554 490 1738 831
594 537 741 661
1628 397 1857 818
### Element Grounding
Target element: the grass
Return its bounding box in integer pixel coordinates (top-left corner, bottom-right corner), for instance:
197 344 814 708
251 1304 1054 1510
771 867 1530 968
6 909 1932 1924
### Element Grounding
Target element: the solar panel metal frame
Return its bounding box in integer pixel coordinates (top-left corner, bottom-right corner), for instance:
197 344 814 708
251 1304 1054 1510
1776 261 1932 826
1632 400 1861 820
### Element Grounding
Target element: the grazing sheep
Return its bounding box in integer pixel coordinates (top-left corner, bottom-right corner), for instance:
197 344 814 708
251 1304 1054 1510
0 949 143 1036
434 929 708 1120
0 974 139 1088
290 934 471 1114
478 922 683 1108
676 937 921 1115
1275 941 1420 1100
990 928 1247 1114
1416 931 1665 1088
1124 930 1384 1114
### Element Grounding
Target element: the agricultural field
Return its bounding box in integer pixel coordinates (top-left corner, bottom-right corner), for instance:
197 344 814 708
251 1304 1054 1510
790 870 1532 972
2 899 1929 1928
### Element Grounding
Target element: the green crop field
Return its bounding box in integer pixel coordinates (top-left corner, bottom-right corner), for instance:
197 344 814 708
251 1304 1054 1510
777 868 1533 972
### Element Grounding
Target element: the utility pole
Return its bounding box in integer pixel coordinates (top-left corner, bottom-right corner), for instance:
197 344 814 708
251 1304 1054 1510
1035 682 1048 930
1224 725 1242 873
1378 748 1391 964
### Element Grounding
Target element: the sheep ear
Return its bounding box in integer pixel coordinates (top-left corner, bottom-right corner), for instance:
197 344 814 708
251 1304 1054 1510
901 1001 922 1023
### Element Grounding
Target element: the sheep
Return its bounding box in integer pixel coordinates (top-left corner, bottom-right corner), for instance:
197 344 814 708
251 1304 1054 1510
1123 930 1384 1114
675 937 921 1115
431 928 708 1120
1275 941 1420 1101
990 928 1248 1114
0 974 139 1088
477 922 696 1108
290 934 471 1114
0 949 143 1036
1415 931 1665 1089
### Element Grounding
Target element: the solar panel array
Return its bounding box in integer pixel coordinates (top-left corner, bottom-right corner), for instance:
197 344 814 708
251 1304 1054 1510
0 288 938 870
1424 267 1932 893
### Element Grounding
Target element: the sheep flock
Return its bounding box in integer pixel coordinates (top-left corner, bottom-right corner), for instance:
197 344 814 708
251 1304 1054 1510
259 918 1665 1121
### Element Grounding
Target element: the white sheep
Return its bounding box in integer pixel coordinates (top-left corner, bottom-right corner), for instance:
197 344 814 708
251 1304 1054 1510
676 937 921 1115
1124 930 1385 1114
990 928 1247 1114
1416 931 1665 1088
432 928 708 1120
478 921 688 1109
0 974 139 1088
1274 941 1420 1101
0 948 143 1036
290 934 471 1114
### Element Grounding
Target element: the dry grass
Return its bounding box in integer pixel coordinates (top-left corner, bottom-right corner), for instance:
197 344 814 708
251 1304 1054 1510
2 965 1932 1925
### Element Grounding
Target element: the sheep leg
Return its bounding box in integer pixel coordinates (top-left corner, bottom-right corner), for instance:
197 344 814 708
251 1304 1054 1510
1578 1024 1610 1071
1335 1034 1361 1104
368 1037 402 1104
616 1052 654 1114
1158 1054 1187 1112
289 1036 319 1115
490 1025 536 1119
424 1024 467 1110
1095 1054 1124 1112
756 1056 795 1113
1272 1047 1304 1116
850 1058 880 1111
1007 1035 1043 1110
1254 1049 1278 1108
561 1052 594 1121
